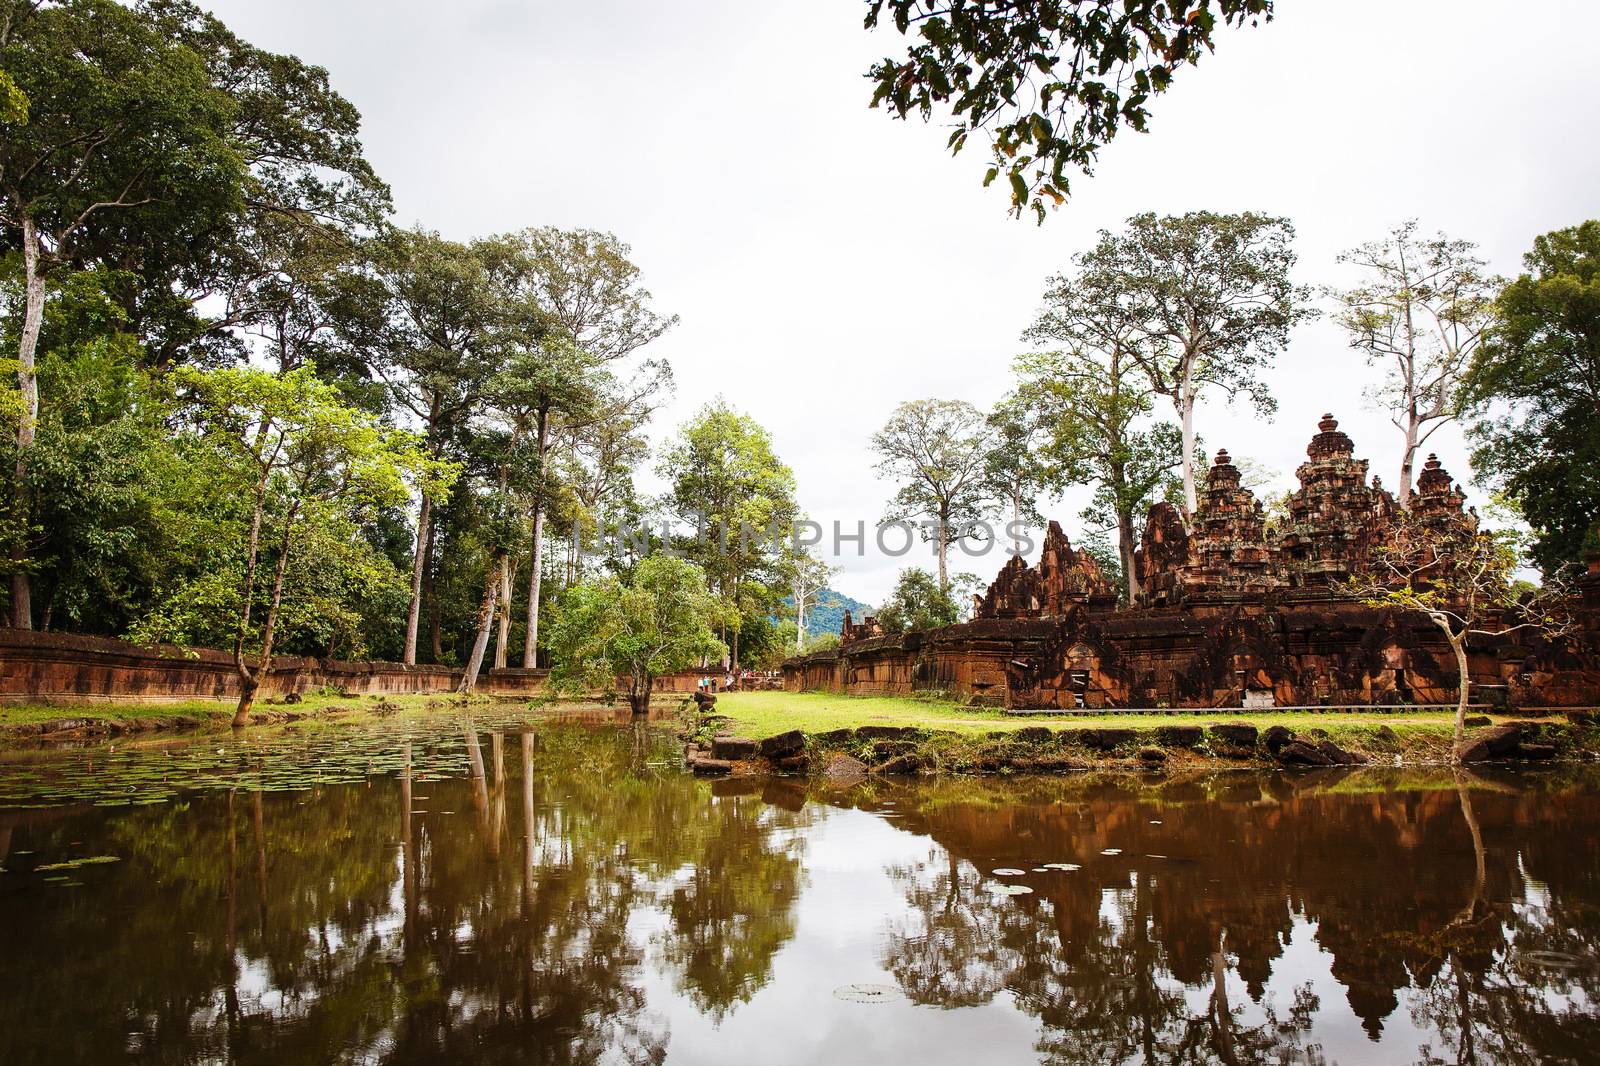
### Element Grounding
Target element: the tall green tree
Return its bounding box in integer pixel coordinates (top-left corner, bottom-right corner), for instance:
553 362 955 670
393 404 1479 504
876 567 960 633
1011 350 1179 604
1018 263 1182 601
871 398 996 590
865 0 1273 220
341 228 502 665
170 364 449 726
484 228 674 668
984 395 1050 556
547 554 727 716
0 0 245 627
659 400 797 668
1069 211 1311 516
1330 221 1498 504
1464 220 1600 570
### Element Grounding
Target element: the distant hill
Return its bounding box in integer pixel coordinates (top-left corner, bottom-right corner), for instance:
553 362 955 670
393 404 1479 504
780 588 870 641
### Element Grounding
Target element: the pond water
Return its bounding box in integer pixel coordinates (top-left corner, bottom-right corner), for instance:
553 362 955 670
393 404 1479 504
1 714 1598 1065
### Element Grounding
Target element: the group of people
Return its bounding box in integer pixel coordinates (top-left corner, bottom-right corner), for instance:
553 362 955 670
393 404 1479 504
696 673 738 694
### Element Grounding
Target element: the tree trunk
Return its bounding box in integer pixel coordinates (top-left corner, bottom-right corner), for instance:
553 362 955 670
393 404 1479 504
522 409 551 668
7 217 46 629
232 480 270 725
459 555 501 693
235 516 294 727
629 671 653 716
1448 630 1471 762
1011 491 1023 555
1396 241 1419 507
936 509 949 590
1118 507 1138 605
402 494 431 666
1398 406 1420 507
1178 379 1198 519
493 554 512 669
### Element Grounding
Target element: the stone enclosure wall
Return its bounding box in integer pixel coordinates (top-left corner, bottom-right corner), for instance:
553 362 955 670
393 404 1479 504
0 630 739 706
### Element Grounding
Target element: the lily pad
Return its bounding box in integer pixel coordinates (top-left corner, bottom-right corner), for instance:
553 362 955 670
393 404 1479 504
34 855 122 872
992 867 1027 876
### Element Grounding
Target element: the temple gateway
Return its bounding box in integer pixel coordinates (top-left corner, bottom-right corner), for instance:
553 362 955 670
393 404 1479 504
784 416 1600 710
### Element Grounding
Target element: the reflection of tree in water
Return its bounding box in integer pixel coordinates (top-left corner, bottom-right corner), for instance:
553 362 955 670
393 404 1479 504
659 789 807 1022
884 853 1320 1064
0 721 812 1064
872 769 1600 1066
1405 771 1600 1066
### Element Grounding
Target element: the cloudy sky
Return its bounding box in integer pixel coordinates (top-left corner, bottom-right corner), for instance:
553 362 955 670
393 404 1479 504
205 0 1598 604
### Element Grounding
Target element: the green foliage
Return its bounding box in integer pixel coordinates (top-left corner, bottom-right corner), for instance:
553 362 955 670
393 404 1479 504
547 554 728 702
0 67 26 124
1464 220 1600 570
871 398 995 587
0 0 245 265
877 567 961 633
659 400 798 663
864 0 1273 220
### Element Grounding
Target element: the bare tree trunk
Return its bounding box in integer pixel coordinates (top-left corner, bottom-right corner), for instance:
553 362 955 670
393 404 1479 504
493 555 512 669
936 510 949 590
1118 507 1138 605
1011 490 1023 555
1399 404 1420 507
522 409 551 668
1179 375 1198 519
1449 630 1471 762
1397 241 1419 507
8 217 46 629
402 494 431 665
459 555 501 693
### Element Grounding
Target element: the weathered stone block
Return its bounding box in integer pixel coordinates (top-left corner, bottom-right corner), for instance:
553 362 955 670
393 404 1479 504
1519 742 1557 760
758 730 806 759
1458 724 1522 763
690 758 732 776
1075 727 1137 751
1155 725 1203 747
1277 740 1335 766
1262 725 1294 755
711 736 758 760
1208 724 1259 749
873 753 923 775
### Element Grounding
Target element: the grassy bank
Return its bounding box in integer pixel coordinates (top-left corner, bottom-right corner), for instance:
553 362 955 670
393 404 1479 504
691 689 1600 771
711 689 1481 738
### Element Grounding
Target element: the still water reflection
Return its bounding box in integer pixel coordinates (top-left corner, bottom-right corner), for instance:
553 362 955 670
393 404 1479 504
1 716 1597 1064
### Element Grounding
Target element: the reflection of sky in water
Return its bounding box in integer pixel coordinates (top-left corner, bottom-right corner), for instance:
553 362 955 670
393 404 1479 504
2 719 1599 1064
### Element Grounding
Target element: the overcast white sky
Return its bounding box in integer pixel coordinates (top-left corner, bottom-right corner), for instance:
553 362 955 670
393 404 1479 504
204 0 1598 604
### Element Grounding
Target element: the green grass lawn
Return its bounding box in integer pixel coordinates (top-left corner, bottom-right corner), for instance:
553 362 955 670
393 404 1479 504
712 689 1497 739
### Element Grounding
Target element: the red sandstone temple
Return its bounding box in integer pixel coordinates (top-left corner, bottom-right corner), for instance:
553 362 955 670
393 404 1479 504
789 416 1600 710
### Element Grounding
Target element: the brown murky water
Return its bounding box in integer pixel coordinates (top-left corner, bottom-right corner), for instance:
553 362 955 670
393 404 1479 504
1 716 1597 1064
